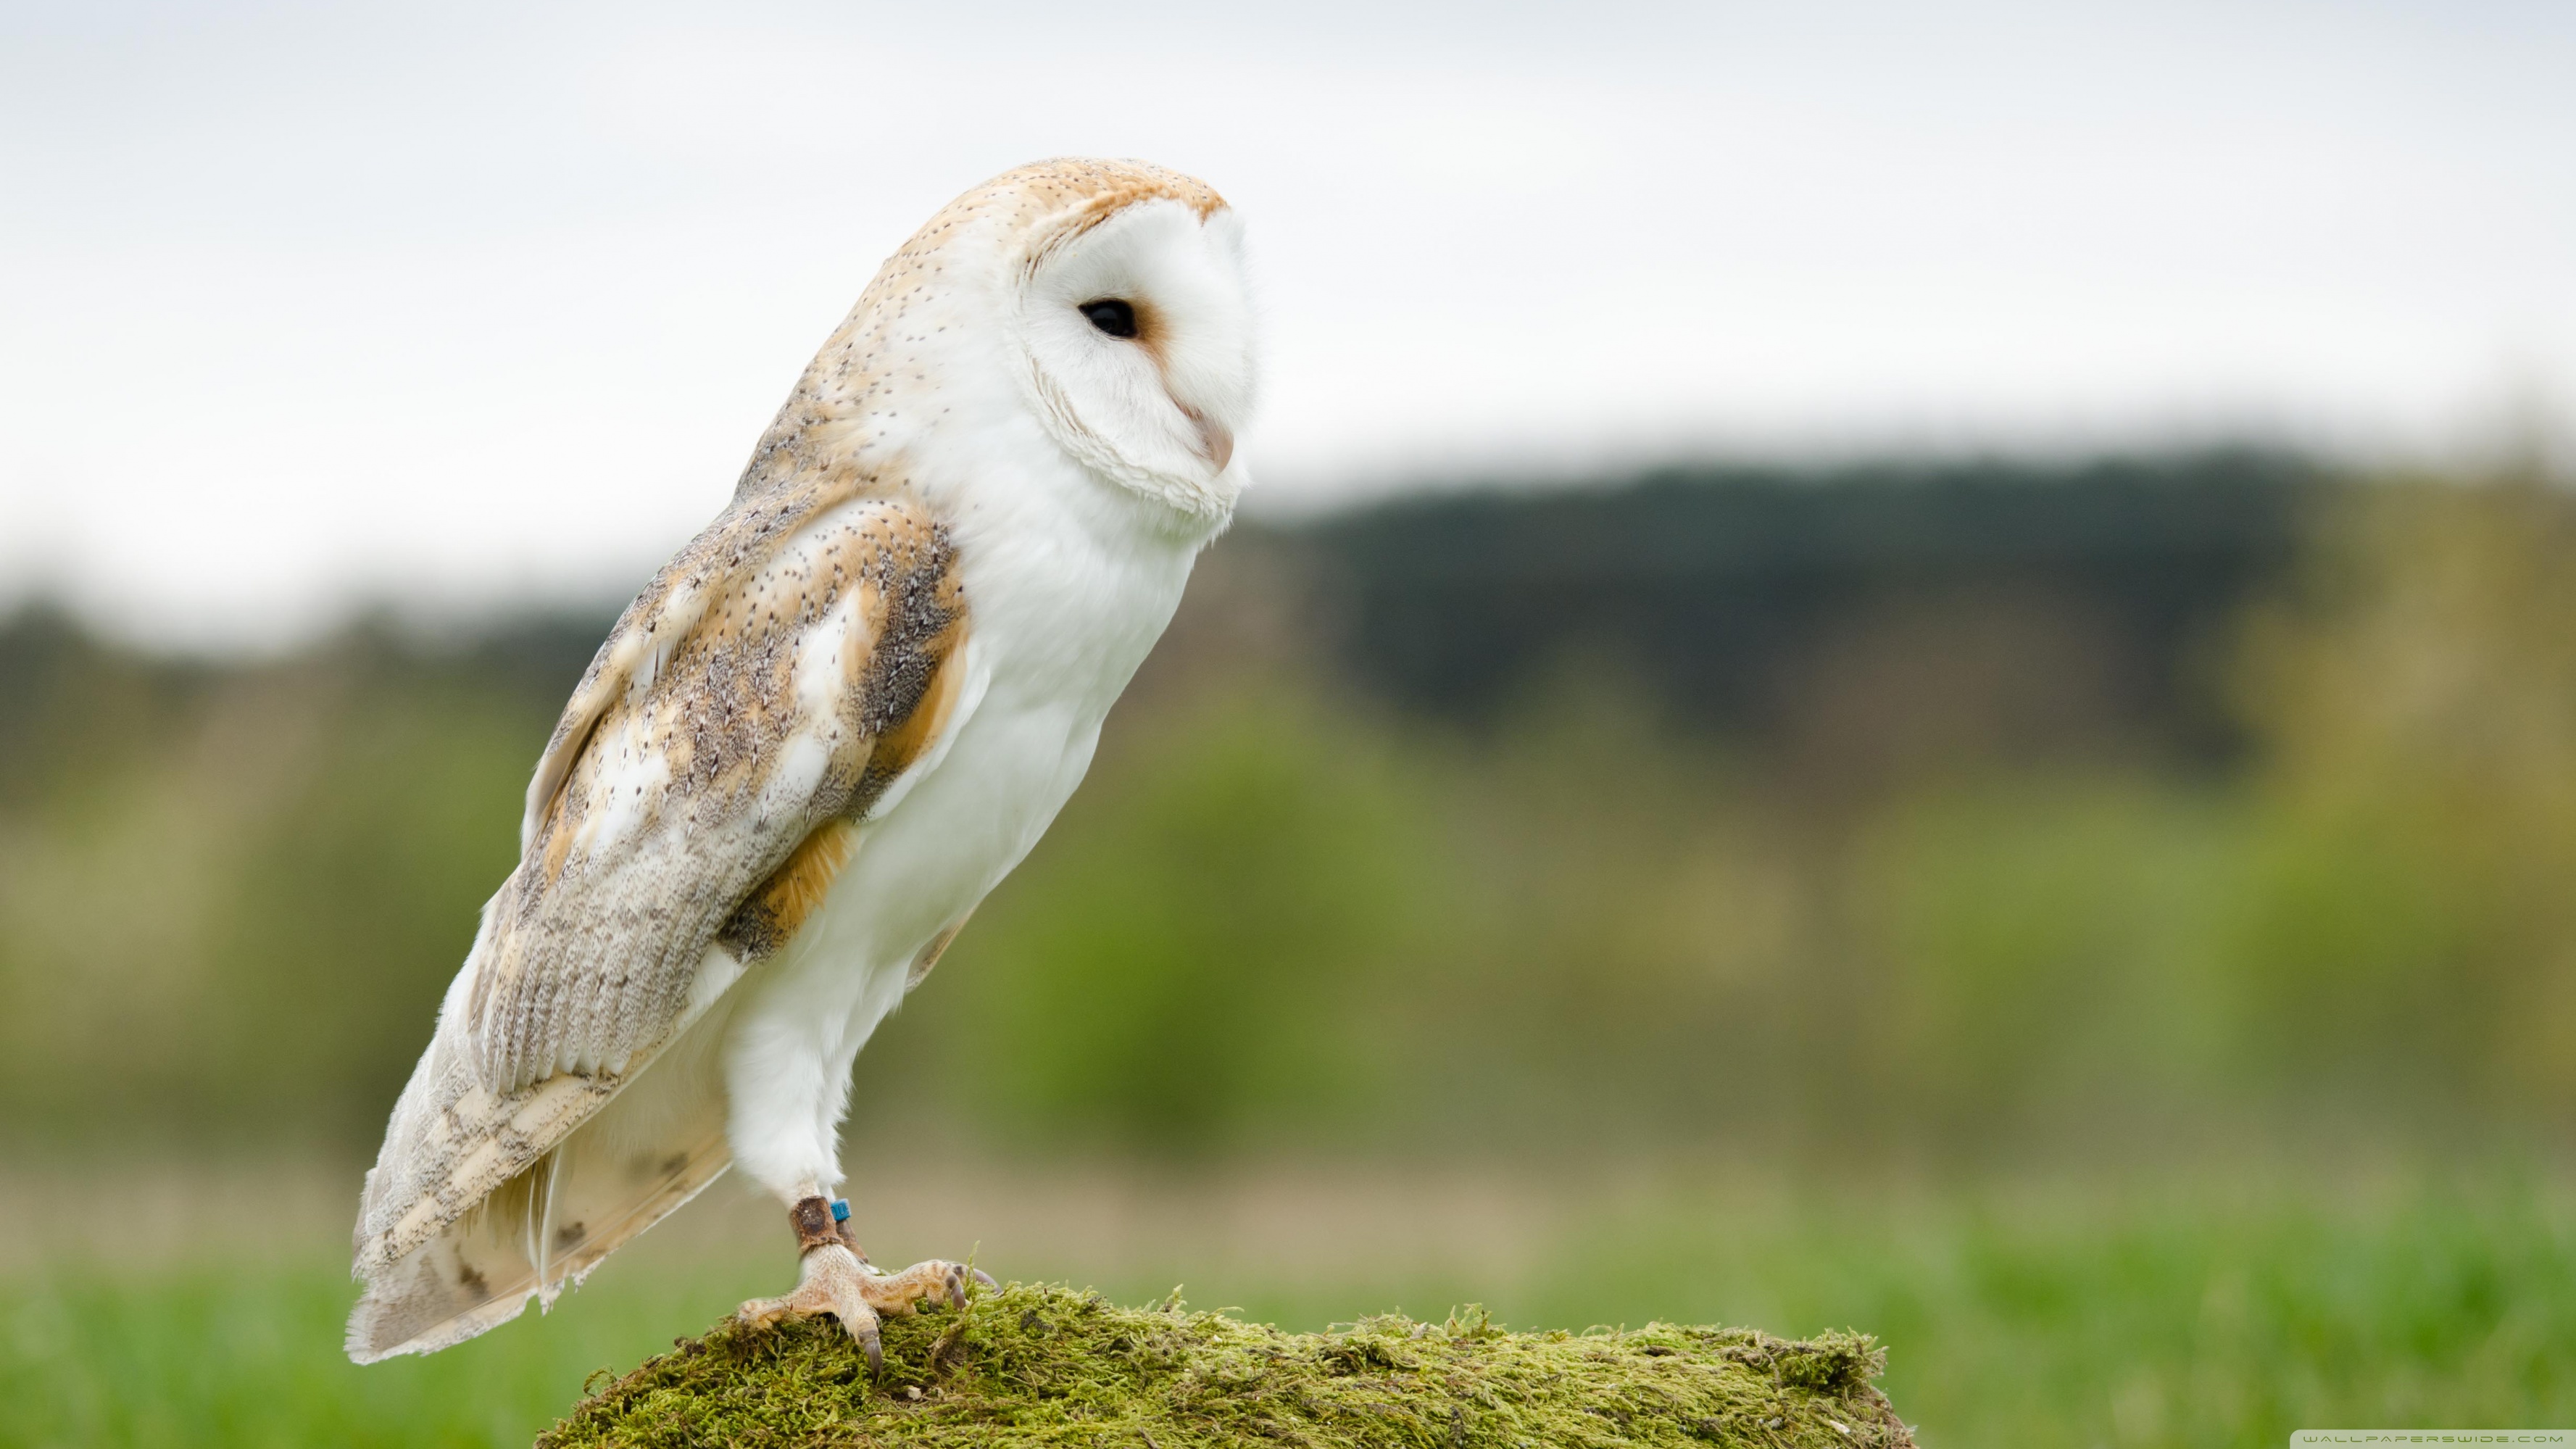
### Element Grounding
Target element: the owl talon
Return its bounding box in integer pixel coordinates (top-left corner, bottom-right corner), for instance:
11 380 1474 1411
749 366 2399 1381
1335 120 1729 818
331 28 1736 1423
736 1243 889 1371
855 1257 986 1316
853 1310 884 1375
746 1198 990 1373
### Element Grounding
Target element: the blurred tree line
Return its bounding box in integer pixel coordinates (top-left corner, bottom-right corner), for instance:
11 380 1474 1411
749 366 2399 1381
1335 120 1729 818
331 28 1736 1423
2 453 2569 1165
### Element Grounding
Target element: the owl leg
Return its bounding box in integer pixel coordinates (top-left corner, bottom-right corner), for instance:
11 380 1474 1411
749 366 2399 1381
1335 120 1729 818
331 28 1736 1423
736 1192 992 1373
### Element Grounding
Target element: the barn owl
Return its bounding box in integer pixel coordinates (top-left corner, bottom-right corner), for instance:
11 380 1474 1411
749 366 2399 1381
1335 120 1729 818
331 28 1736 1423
346 159 1255 1366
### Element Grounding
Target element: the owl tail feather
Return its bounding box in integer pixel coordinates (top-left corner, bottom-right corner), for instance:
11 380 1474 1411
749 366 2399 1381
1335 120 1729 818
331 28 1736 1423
346 977 738 1363
344 1105 731 1362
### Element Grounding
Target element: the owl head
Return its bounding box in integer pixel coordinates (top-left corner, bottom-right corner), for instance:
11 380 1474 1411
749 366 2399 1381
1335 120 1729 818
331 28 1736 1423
1004 164 1255 523
746 159 1258 530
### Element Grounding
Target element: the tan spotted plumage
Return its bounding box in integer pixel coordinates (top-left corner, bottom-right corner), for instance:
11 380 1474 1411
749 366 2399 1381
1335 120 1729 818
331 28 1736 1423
349 486 965 1354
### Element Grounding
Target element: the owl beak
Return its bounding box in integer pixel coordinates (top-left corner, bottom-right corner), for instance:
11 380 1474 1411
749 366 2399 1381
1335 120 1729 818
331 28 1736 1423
1179 403 1234 474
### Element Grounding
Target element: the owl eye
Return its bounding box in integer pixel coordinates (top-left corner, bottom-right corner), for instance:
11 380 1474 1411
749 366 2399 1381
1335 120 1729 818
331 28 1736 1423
1079 299 1139 339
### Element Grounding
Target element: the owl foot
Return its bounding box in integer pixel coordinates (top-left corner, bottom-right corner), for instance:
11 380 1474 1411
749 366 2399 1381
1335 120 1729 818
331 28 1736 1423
736 1197 993 1374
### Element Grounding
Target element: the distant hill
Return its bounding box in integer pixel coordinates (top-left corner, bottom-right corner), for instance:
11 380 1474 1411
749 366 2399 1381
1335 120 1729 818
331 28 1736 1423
1289 449 2325 763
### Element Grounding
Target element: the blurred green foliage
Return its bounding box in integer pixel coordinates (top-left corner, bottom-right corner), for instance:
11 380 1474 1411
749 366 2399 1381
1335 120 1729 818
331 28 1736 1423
0 617 564 1145
2229 476 2576 1127
2 468 2572 1164
930 684 1442 1153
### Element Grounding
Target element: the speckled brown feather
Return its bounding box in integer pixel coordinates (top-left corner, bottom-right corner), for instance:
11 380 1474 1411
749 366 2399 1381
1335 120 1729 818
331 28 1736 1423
473 492 963 1090
352 492 965 1303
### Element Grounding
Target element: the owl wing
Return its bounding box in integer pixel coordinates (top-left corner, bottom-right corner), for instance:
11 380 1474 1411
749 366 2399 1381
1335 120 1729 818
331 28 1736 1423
350 481 971 1317
467 488 968 1091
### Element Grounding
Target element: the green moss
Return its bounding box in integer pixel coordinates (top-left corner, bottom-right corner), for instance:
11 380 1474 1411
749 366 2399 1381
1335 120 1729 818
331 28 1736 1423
536 1283 1911 1449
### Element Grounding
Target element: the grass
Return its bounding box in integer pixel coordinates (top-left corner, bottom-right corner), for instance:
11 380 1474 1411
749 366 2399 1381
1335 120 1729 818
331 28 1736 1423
2 1168 2571 1448
539 1282 1905 1448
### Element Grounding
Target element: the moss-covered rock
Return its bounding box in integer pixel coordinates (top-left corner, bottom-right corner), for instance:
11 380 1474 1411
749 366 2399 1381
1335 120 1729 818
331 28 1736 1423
537 1283 1914 1448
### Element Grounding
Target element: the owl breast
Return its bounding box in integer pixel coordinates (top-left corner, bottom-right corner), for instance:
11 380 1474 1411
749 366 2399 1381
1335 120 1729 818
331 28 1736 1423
728 473 1207 1043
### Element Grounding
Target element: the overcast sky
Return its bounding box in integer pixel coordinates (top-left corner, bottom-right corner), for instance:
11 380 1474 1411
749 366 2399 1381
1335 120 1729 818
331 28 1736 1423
4 0 2571 647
